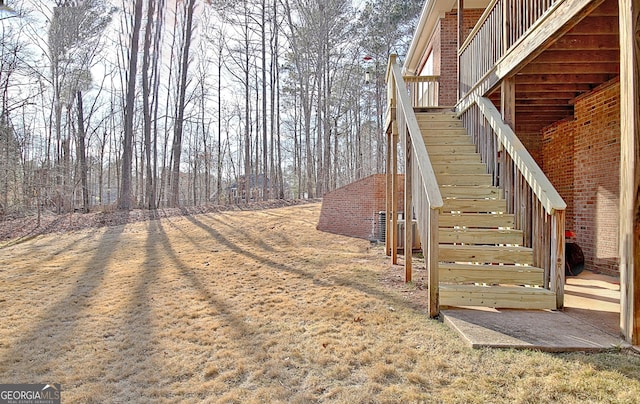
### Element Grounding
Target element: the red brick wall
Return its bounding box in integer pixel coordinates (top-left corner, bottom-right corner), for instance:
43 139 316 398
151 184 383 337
542 118 575 232
542 80 620 275
519 132 544 165
317 174 404 240
437 10 485 106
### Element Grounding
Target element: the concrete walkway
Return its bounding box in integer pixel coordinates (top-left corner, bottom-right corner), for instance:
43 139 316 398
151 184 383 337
441 271 631 352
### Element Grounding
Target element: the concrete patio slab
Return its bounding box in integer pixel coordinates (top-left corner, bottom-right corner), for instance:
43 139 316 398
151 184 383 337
442 308 629 352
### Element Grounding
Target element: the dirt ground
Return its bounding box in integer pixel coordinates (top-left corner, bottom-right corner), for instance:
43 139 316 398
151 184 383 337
1 203 639 403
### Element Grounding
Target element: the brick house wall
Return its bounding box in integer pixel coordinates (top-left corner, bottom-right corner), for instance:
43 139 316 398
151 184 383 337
436 9 485 106
542 118 575 233
317 174 404 240
542 79 620 275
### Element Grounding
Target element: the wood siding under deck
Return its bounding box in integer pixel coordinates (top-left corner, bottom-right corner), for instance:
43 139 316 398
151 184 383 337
458 0 618 130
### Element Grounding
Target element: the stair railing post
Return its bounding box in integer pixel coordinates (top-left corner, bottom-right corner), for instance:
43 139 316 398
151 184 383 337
428 207 439 317
391 122 399 265
385 130 392 256
550 209 565 309
404 125 413 283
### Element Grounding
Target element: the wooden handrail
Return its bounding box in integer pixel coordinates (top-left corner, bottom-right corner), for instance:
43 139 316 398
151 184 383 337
476 97 566 214
389 62 443 209
387 54 442 317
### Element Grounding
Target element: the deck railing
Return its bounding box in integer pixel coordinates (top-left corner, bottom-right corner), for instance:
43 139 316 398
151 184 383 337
458 0 559 97
386 55 442 317
505 0 559 48
460 97 566 308
404 75 440 108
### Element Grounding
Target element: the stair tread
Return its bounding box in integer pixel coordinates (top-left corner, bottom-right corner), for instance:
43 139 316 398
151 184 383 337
439 262 545 286
440 284 557 309
440 185 500 189
424 138 474 146
440 284 554 295
436 173 493 186
420 128 465 133
434 165 488 175
440 228 522 234
440 188 502 199
443 200 507 214
428 145 476 149
443 197 506 201
440 212 513 216
440 224 523 245
432 162 486 168
439 212 515 228
439 245 534 266
439 244 532 251
440 262 542 271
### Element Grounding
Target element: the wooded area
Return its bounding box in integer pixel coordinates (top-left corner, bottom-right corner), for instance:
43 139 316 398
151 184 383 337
0 0 422 217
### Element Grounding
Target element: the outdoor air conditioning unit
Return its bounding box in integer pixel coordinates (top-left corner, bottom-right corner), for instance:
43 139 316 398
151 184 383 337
397 219 421 251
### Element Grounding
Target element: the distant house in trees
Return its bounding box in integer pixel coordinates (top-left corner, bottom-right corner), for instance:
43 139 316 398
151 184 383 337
383 0 639 344
227 174 270 203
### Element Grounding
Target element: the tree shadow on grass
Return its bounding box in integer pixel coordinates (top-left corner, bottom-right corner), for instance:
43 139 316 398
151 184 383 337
154 220 265 359
198 207 318 250
99 218 164 399
0 222 127 379
182 214 420 315
204 212 278 253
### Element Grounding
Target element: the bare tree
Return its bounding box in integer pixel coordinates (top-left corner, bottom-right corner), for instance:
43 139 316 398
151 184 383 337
169 0 196 207
119 0 144 211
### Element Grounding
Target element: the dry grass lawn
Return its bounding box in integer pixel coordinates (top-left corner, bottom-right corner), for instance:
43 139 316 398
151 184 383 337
1 203 639 403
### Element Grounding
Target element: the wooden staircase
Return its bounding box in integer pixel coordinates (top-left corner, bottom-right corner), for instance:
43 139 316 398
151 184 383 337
416 111 556 310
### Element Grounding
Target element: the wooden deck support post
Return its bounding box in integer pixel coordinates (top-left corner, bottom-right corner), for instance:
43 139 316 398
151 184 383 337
391 122 399 265
404 131 413 283
619 0 640 345
501 77 516 130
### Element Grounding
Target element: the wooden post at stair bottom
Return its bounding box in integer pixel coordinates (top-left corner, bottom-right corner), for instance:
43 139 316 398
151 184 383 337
391 122 399 265
427 207 439 317
619 0 640 345
550 210 565 310
385 130 392 257
404 131 413 283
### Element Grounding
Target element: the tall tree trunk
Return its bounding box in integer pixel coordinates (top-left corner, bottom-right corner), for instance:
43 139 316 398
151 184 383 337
261 0 268 200
323 46 331 194
275 35 284 198
119 0 144 211
160 0 179 207
217 44 223 204
76 91 89 212
170 0 196 207
142 0 157 209
151 0 166 208
242 3 251 203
